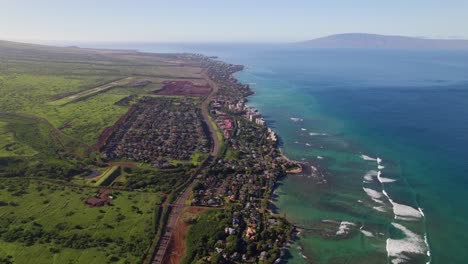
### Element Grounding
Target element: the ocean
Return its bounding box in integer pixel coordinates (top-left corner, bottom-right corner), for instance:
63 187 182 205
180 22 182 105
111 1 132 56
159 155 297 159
81 43 468 263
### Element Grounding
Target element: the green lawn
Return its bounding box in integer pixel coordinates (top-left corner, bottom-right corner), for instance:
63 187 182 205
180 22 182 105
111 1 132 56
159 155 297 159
0 40 208 264
208 114 223 143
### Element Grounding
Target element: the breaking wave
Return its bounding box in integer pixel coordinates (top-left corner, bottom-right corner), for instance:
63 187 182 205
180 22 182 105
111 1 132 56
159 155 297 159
360 156 431 263
309 132 327 136
360 229 374 237
389 199 423 219
290 117 303 122
387 223 428 264
363 187 385 204
361 154 377 161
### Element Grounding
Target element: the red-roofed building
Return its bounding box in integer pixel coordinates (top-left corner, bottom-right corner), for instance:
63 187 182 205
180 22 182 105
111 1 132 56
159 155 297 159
85 189 113 207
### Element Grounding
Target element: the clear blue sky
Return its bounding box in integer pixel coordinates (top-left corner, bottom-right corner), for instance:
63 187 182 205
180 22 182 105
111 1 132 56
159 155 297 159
1 0 467 42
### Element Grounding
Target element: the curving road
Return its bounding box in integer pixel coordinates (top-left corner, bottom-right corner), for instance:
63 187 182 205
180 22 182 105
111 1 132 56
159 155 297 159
150 73 221 264
201 73 221 157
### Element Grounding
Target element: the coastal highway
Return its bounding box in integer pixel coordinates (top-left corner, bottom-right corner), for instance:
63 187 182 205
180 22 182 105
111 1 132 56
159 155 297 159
150 73 221 264
201 72 221 157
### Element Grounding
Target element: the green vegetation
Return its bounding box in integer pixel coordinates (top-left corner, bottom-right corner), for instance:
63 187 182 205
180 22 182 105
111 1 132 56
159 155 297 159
0 114 92 180
0 179 162 264
190 151 209 166
170 151 209 167
181 210 229 264
123 167 189 193
94 166 121 187
0 121 37 157
225 147 240 161
0 40 208 263
50 77 136 106
208 114 223 143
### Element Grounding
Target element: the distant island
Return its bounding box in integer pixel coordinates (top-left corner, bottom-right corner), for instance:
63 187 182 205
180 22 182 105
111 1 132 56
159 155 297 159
299 33 468 50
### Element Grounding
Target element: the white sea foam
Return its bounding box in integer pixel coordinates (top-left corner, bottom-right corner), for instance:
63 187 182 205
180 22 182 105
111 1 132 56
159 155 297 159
365 170 395 183
309 132 327 136
363 187 383 200
373 206 387 212
305 143 311 146
374 171 396 183
418 207 425 217
317 156 324 159
386 223 427 264
361 154 377 161
382 190 390 199
395 216 420 221
380 177 396 183
290 117 303 122
377 157 383 164
424 233 432 264
378 165 385 170
364 170 378 181
301 128 307 131
294 141 299 144
361 229 374 237
388 199 423 219
336 221 356 235
377 171 383 183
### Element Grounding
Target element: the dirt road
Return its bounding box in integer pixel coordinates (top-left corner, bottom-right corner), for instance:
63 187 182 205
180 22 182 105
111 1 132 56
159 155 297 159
151 181 196 264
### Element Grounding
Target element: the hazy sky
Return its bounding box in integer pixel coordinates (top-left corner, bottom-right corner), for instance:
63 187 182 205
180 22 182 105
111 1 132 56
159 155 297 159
1 0 468 42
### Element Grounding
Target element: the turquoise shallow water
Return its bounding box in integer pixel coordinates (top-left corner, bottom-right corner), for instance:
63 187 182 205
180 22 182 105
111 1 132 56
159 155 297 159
230 48 468 264
82 43 468 263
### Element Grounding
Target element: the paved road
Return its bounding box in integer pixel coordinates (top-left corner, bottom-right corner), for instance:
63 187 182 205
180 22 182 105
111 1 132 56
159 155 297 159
200 73 221 157
151 73 221 264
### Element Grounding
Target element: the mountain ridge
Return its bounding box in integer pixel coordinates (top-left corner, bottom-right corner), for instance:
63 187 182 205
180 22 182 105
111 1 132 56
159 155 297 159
299 33 468 50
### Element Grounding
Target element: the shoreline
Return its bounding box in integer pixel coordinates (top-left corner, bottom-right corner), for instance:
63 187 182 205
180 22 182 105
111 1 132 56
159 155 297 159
241 75 431 263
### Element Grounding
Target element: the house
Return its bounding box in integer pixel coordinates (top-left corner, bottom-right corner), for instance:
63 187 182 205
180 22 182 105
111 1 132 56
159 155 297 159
85 189 113 207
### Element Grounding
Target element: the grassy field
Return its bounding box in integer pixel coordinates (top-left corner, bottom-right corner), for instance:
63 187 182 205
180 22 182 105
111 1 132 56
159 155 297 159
0 41 203 146
93 166 121 187
0 121 38 157
0 40 208 263
0 179 162 264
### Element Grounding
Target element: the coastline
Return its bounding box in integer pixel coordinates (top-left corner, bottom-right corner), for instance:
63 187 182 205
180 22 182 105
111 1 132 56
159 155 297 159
226 52 431 264
133 44 467 264
174 55 295 263
229 62 314 260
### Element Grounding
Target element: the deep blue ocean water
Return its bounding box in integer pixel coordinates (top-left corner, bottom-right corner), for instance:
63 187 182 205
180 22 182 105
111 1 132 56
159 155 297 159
81 43 468 263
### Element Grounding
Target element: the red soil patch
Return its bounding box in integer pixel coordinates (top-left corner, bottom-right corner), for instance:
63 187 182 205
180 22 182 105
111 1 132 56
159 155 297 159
153 80 211 96
164 206 208 264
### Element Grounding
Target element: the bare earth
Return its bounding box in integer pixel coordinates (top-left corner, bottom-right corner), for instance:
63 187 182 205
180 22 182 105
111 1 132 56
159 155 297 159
164 207 208 264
